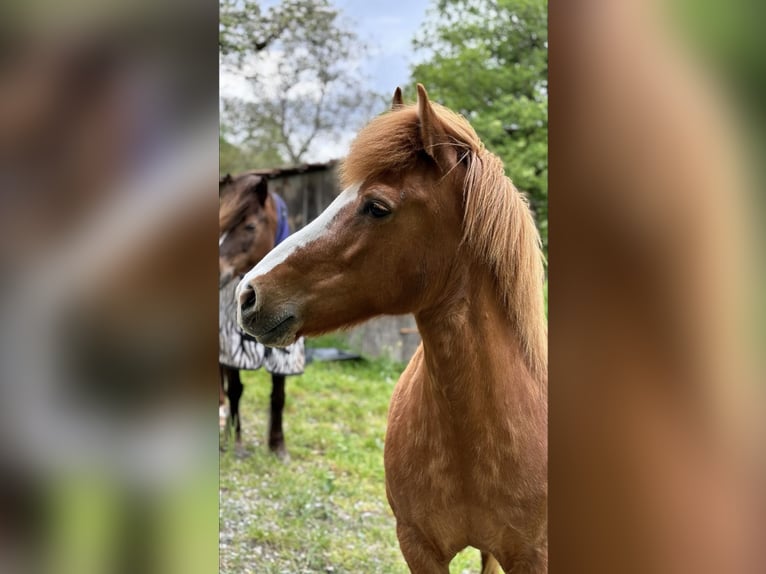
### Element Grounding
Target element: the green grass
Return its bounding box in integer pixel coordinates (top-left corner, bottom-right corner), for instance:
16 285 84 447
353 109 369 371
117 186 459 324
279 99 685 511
304 332 354 352
219 356 482 573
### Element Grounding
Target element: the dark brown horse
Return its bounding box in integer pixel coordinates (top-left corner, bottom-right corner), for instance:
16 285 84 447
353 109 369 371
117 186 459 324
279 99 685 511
219 172 300 458
235 86 547 572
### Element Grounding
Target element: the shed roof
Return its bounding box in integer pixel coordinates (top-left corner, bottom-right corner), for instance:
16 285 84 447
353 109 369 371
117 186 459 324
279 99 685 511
241 160 339 179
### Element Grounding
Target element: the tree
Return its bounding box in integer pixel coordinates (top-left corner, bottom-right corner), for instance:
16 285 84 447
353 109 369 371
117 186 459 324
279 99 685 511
219 0 303 68
410 0 548 254
220 0 379 166
219 134 284 176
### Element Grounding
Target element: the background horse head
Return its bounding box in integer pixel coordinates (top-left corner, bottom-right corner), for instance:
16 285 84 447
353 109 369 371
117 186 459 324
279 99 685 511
219 173 278 288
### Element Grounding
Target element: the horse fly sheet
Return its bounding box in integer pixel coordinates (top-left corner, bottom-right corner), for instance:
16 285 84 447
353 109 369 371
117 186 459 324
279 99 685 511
219 192 305 375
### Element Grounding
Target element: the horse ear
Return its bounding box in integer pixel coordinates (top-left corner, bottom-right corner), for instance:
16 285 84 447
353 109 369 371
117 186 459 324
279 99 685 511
219 173 234 197
416 83 457 173
252 177 269 207
391 87 404 110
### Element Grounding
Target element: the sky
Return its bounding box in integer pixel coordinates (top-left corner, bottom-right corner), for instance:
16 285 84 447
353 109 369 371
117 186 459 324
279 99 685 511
220 0 432 163
336 0 432 95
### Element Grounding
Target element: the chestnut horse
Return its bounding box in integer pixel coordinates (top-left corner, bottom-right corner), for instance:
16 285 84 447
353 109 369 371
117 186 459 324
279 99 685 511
236 85 548 573
219 172 303 457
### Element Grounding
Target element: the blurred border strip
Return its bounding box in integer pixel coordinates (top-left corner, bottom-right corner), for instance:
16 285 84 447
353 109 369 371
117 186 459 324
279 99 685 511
550 1 764 573
0 1 219 574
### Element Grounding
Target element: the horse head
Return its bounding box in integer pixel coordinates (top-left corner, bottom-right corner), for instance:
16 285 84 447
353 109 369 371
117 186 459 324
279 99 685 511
219 173 277 288
235 85 484 346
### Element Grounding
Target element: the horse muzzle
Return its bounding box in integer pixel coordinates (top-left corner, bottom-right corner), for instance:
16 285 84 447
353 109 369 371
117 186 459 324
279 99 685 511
236 281 300 347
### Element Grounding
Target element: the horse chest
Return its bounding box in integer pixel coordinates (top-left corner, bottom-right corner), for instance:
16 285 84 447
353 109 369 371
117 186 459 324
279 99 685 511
384 378 520 529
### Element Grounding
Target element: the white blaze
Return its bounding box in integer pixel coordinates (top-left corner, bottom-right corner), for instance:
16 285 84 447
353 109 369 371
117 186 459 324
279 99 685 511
236 182 361 299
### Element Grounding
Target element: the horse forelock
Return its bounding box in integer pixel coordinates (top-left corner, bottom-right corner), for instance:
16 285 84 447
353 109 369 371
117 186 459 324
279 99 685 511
339 103 482 189
219 190 250 234
219 175 268 234
342 102 547 379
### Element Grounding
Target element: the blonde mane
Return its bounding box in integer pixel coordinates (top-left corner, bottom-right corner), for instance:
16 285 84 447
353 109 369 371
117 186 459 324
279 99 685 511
341 104 548 378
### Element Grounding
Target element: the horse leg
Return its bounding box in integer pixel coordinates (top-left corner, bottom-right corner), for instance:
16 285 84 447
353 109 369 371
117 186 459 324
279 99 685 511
224 366 243 446
495 547 546 574
395 523 450 574
267 374 288 459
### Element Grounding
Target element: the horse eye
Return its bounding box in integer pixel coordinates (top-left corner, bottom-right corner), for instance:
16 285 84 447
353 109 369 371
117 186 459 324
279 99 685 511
244 223 256 231
364 201 390 218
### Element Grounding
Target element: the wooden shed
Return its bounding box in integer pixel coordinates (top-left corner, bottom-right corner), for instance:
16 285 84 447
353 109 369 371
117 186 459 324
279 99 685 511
246 161 341 233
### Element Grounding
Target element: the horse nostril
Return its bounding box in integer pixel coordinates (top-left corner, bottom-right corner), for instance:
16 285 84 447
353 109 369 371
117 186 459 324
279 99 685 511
239 283 257 313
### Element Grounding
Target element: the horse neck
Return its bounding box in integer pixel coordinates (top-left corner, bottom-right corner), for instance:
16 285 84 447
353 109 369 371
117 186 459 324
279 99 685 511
414 255 547 421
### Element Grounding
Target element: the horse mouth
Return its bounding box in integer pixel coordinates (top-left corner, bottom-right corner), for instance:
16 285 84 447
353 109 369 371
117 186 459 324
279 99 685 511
248 314 297 347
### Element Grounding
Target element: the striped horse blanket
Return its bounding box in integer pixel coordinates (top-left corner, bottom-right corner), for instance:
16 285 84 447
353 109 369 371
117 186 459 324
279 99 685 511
219 193 305 375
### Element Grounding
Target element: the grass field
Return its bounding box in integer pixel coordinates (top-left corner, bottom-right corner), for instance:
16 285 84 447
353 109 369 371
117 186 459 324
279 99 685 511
219 336 481 573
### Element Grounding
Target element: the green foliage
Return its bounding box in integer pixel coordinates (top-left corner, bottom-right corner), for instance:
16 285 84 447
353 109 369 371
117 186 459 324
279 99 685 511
304 333 353 352
220 0 331 68
219 0 265 65
219 359 482 573
219 134 285 176
410 0 548 254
